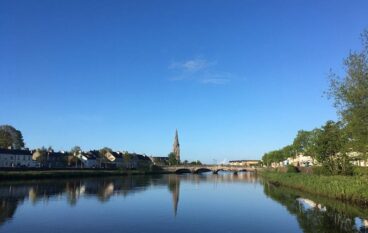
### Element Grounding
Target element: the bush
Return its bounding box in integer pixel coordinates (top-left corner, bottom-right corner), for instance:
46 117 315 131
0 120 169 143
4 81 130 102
312 166 332 176
353 167 368 176
261 171 368 205
286 165 299 173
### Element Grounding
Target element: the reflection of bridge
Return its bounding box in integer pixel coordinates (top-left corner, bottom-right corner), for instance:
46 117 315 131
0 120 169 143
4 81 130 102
161 165 258 174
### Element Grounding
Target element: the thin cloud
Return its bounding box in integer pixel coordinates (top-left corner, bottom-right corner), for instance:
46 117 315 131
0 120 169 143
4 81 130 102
169 58 211 72
169 57 233 85
201 78 230 85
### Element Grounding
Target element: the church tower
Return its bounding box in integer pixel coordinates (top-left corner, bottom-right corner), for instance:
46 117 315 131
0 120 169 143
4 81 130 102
173 129 180 162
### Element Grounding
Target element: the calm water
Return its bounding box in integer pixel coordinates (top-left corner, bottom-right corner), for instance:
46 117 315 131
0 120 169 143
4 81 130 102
0 172 367 233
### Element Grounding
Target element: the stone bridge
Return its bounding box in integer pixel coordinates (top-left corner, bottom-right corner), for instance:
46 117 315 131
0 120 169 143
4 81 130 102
161 165 258 174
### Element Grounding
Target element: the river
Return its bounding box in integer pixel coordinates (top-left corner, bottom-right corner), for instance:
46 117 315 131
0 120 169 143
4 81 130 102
0 172 367 233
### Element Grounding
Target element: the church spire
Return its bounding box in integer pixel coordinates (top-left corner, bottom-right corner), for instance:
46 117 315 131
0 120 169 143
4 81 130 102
173 129 180 162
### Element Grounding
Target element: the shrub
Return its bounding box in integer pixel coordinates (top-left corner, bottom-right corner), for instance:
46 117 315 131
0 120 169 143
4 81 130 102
286 165 299 173
353 167 368 176
312 166 332 176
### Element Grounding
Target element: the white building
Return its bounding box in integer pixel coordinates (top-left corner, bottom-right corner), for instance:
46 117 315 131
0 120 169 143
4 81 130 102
0 148 39 168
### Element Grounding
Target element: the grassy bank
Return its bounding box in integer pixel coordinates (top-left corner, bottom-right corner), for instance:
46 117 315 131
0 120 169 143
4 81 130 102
0 169 173 180
260 171 368 206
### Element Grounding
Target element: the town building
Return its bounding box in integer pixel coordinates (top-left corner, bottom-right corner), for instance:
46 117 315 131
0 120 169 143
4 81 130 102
150 156 169 166
229 160 260 167
0 148 39 168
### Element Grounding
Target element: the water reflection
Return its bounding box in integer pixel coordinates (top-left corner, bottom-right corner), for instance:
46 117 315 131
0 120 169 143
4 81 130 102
263 181 368 233
1 172 367 233
0 172 256 225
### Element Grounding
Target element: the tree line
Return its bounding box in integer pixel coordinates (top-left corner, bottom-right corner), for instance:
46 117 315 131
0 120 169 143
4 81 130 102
263 30 368 175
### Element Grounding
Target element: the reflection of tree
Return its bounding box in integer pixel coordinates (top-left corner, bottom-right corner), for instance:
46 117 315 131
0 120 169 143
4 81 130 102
263 182 366 233
0 172 261 227
0 199 18 225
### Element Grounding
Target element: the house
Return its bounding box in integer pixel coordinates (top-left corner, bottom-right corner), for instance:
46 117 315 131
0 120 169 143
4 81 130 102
150 156 169 166
46 151 69 168
348 151 368 167
271 161 284 168
293 154 315 167
132 154 152 168
229 160 260 167
75 151 98 168
0 148 39 168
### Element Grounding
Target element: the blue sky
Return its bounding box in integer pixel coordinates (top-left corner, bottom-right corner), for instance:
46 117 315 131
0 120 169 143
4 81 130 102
1 0 368 163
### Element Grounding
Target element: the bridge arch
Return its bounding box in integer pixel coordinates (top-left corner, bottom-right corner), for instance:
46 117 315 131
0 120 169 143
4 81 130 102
175 168 191 174
194 168 212 174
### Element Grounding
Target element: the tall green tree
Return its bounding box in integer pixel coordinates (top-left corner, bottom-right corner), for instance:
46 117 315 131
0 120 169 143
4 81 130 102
328 29 368 155
168 152 179 165
292 129 321 158
0 130 13 149
314 121 351 175
70 146 82 155
0 125 25 149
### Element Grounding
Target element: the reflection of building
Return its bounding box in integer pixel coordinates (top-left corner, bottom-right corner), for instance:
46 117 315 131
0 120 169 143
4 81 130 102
0 148 38 167
173 130 180 162
229 160 260 167
168 175 180 216
296 198 326 211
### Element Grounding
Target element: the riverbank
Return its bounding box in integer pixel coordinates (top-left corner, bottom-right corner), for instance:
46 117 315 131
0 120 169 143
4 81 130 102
0 168 173 180
260 171 368 206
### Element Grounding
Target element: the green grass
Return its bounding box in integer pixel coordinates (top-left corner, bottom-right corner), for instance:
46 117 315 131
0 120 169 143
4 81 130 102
260 171 368 206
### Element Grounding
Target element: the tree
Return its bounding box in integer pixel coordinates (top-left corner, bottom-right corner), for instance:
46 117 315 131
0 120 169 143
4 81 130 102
32 147 49 166
328 29 368 155
0 130 13 149
168 152 179 165
123 152 132 169
99 147 112 157
0 125 25 149
190 160 202 165
313 121 351 175
292 129 321 158
98 147 114 167
70 146 82 156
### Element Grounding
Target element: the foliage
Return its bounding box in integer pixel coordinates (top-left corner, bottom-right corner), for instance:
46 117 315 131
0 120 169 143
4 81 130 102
262 145 295 166
328 29 368 155
70 146 82 155
99 147 112 157
261 171 368 206
292 129 321 157
168 152 179 165
0 125 25 149
313 121 352 175
312 166 333 176
32 146 52 164
0 130 12 149
263 180 368 233
263 120 353 175
353 166 368 176
190 160 202 165
286 165 299 173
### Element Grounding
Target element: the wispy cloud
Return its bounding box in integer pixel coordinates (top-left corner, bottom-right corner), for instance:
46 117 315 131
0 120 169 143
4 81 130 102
168 57 234 85
169 58 212 72
201 78 230 85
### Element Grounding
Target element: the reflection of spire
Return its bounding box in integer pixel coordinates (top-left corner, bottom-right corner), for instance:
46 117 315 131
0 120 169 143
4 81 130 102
168 175 180 217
